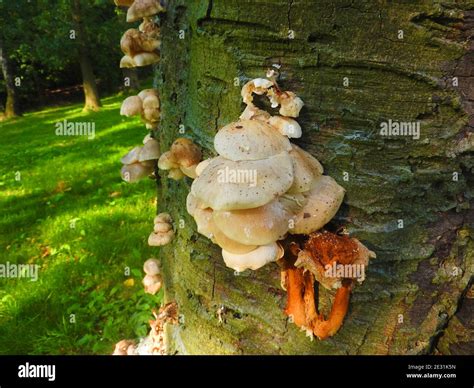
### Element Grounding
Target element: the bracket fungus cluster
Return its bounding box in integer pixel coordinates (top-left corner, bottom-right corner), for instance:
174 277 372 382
148 212 174 247
115 0 165 67
158 137 202 180
184 72 376 338
121 89 160 129
143 258 162 295
120 134 160 182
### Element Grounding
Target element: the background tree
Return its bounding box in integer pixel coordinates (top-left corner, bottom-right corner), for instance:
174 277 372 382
155 0 473 354
0 0 128 114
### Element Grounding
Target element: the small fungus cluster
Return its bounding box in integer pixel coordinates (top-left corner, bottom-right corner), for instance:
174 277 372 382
142 258 162 295
115 0 165 67
158 138 202 180
148 212 174 247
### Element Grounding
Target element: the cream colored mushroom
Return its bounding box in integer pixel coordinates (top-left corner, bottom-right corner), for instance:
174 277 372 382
191 152 294 211
287 144 324 193
289 175 345 235
239 105 271 121
195 158 212 177
267 116 302 138
143 274 162 295
143 258 161 275
138 137 160 162
120 96 143 117
277 91 304 117
120 28 160 57
158 138 202 180
120 146 142 165
127 0 166 23
139 18 160 39
222 242 284 272
214 120 291 161
121 161 154 183
212 198 293 246
148 212 174 246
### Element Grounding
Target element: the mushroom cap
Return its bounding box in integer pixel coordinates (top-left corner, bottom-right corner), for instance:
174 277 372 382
195 158 212 176
191 152 294 211
221 242 284 272
138 88 159 101
287 144 324 193
120 28 159 57
154 212 172 224
121 162 154 183
154 222 172 233
267 116 302 138
214 120 291 161
212 198 292 245
120 55 135 68
170 138 202 167
158 151 178 170
143 274 162 294
239 105 271 122
138 137 160 161
289 175 345 234
148 229 174 246
191 206 257 254
120 96 143 117
143 258 161 275
179 164 198 179
121 146 142 165
127 0 166 23
167 168 185 180
186 192 205 217
133 52 160 67
139 18 160 39
278 91 304 117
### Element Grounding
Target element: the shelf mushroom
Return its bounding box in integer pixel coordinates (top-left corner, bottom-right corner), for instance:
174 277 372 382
120 89 160 129
143 258 162 295
126 0 166 23
148 213 174 246
120 28 160 68
120 136 160 183
158 138 202 180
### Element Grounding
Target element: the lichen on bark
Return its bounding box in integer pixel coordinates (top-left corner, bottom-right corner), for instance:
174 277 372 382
153 0 474 354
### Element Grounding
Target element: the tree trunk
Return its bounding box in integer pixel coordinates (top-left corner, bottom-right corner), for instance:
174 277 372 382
155 0 474 355
72 0 101 111
0 39 20 118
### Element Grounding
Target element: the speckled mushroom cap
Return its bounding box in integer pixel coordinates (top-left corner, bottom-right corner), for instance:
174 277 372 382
191 152 294 211
214 120 291 161
287 144 324 193
212 198 293 246
289 175 345 234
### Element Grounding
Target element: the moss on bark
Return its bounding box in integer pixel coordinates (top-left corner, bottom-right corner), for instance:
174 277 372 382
153 0 474 354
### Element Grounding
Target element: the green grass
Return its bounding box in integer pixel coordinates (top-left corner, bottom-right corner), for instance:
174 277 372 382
0 96 162 354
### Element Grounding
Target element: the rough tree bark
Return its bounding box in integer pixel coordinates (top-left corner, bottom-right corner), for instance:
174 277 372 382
154 0 474 355
72 0 101 112
0 39 20 118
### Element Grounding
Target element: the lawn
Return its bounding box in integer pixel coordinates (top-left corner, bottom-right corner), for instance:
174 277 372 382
0 95 162 354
